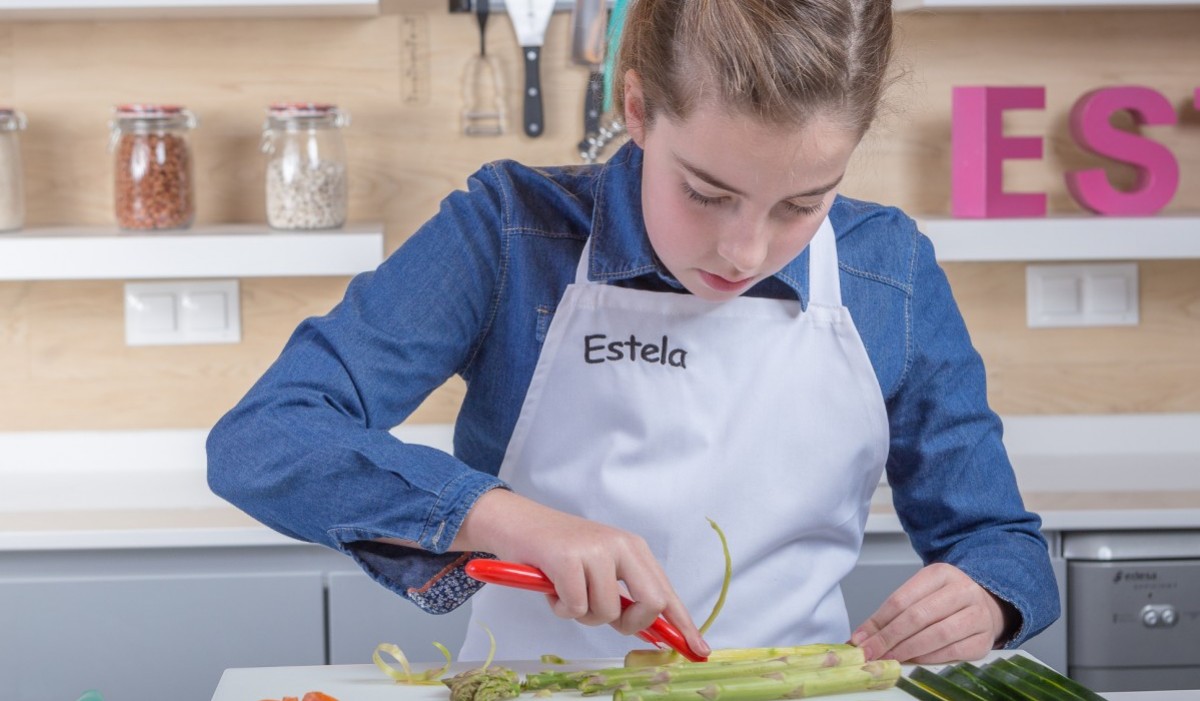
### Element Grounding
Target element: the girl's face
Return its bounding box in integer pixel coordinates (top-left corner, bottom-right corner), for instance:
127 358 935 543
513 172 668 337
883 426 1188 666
624 75 861 302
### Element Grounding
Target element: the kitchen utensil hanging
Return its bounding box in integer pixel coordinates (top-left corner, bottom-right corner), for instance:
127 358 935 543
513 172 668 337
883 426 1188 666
506 0 556 137
571 0 605 159
462 0 506 136
579 0 630 162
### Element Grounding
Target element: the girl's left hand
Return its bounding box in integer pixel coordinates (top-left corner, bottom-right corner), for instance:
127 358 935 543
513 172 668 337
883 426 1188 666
849 562 1013 664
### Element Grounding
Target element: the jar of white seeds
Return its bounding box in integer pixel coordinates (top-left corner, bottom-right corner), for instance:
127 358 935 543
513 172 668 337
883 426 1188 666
0 108 28 232
261 103 349 230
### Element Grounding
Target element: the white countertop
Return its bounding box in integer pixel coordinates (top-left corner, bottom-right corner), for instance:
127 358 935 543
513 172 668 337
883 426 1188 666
209 651 1196 701
2 416 1198 551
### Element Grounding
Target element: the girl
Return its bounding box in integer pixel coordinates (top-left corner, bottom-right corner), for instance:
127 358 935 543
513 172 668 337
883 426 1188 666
208 0 1059 664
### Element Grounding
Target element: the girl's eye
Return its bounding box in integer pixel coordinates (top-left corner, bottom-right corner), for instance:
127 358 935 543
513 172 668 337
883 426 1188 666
782 201 824 217
681 182 725 207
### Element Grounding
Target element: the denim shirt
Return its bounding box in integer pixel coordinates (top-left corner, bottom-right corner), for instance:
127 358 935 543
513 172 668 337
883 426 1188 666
207 142 1059 647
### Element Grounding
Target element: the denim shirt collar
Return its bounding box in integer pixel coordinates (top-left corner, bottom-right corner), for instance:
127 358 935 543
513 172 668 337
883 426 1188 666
585 141 810 308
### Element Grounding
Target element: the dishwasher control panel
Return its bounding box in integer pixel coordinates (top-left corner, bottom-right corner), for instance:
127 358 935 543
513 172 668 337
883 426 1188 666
1068 558 1199 667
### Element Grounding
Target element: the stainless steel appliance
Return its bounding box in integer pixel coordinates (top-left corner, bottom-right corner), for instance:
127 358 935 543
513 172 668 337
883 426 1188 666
1065 530 1200 692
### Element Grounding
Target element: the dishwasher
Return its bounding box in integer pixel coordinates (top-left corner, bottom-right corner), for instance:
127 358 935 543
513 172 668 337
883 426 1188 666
1065 530 1200 692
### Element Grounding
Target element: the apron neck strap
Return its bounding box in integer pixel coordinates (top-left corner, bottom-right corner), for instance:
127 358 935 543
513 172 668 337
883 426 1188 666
575 215 841 307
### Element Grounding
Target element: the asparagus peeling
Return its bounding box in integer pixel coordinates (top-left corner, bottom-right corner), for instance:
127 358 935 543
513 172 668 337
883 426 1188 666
443 625 522 701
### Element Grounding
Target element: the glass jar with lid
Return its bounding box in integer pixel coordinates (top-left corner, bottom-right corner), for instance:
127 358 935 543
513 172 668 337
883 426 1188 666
109 104 197 230
261 102 350 230
0 108 27 232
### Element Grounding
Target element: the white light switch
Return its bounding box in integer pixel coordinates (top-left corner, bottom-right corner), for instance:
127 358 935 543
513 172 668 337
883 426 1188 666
1026 263 1138 328
125 280 241 345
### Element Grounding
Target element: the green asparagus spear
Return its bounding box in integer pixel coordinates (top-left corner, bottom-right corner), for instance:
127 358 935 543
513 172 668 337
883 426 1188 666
623 644 857 668
523 669 592 692
580 648 867 693
612 660 900 701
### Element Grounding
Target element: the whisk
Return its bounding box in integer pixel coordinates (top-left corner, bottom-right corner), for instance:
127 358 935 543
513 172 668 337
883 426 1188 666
461 0 506 136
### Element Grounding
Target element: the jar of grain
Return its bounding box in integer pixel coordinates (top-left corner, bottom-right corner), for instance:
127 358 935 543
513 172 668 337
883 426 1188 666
261 103 349 230
110 104 197 230
0 108 27 232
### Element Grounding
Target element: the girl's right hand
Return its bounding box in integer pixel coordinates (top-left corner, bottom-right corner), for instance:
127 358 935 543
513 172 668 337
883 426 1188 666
451 488 710 657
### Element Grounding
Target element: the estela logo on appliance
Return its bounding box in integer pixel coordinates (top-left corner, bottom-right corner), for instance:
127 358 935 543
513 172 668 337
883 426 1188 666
584 333 688 368
1113 569 1158 584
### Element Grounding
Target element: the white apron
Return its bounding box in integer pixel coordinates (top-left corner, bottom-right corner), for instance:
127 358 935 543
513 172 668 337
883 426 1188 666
460 217 889 661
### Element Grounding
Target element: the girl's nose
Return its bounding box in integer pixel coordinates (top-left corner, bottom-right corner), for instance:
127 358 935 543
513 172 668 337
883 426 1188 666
716 219 770 274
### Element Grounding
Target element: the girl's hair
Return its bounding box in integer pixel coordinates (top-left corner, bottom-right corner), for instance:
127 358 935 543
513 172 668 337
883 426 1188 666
614 0 894 136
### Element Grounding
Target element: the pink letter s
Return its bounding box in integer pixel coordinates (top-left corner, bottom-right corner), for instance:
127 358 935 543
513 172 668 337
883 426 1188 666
1065 86 1179 216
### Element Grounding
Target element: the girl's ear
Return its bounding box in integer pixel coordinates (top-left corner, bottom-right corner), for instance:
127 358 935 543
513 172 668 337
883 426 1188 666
623 69 648 147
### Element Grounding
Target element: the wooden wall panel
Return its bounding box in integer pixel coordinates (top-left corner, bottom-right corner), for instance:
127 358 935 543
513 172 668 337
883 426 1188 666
0 4 1197 430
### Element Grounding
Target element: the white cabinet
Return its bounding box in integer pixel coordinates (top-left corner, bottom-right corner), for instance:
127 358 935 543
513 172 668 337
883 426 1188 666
327 570 474 665
0 547 327 701
0 534 1072 698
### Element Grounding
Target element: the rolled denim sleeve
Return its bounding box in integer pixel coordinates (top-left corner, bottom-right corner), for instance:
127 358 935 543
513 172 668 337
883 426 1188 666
884 233 1060 647
207 164 511 611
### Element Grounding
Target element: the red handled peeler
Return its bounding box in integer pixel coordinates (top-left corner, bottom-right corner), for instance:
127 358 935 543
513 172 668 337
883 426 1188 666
465 558 708 662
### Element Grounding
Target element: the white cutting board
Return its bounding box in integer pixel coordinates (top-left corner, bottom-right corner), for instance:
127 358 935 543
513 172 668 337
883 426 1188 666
210 652 1032 701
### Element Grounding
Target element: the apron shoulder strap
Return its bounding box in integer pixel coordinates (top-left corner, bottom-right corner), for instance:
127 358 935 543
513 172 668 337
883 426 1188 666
574 238 593 285
807 217 842 307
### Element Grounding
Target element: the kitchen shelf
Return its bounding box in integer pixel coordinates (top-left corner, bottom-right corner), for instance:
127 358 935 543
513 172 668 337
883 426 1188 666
919 215 1200 262
0 223 385 281
471 0 1199 11
0 0 379 20
895 0 1198 9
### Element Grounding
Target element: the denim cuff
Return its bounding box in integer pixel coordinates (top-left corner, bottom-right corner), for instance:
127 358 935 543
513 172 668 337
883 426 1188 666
340 539 496 614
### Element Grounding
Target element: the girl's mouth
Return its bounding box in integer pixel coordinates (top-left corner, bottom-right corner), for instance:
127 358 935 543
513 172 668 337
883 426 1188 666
699 270 754 293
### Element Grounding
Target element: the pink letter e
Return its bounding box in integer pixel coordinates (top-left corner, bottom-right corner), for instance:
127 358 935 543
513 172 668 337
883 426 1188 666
952 86 1047 218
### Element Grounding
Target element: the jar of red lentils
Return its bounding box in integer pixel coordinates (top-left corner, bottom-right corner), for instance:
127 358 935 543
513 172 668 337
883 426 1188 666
110 104 197 230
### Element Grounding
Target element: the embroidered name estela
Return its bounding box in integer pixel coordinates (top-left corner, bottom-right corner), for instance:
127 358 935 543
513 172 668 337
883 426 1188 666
584 334 688 368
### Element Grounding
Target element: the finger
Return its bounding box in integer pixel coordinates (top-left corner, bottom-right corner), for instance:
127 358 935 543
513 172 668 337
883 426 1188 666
615 598 664 637
547 565 590 621
621 560 709 656
617 567 670 635
653 581 710 658
661 602 710 657
906 630 995 665
578 561 623 626
881 606 987 662
859 581 974 660
852 565 952 646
